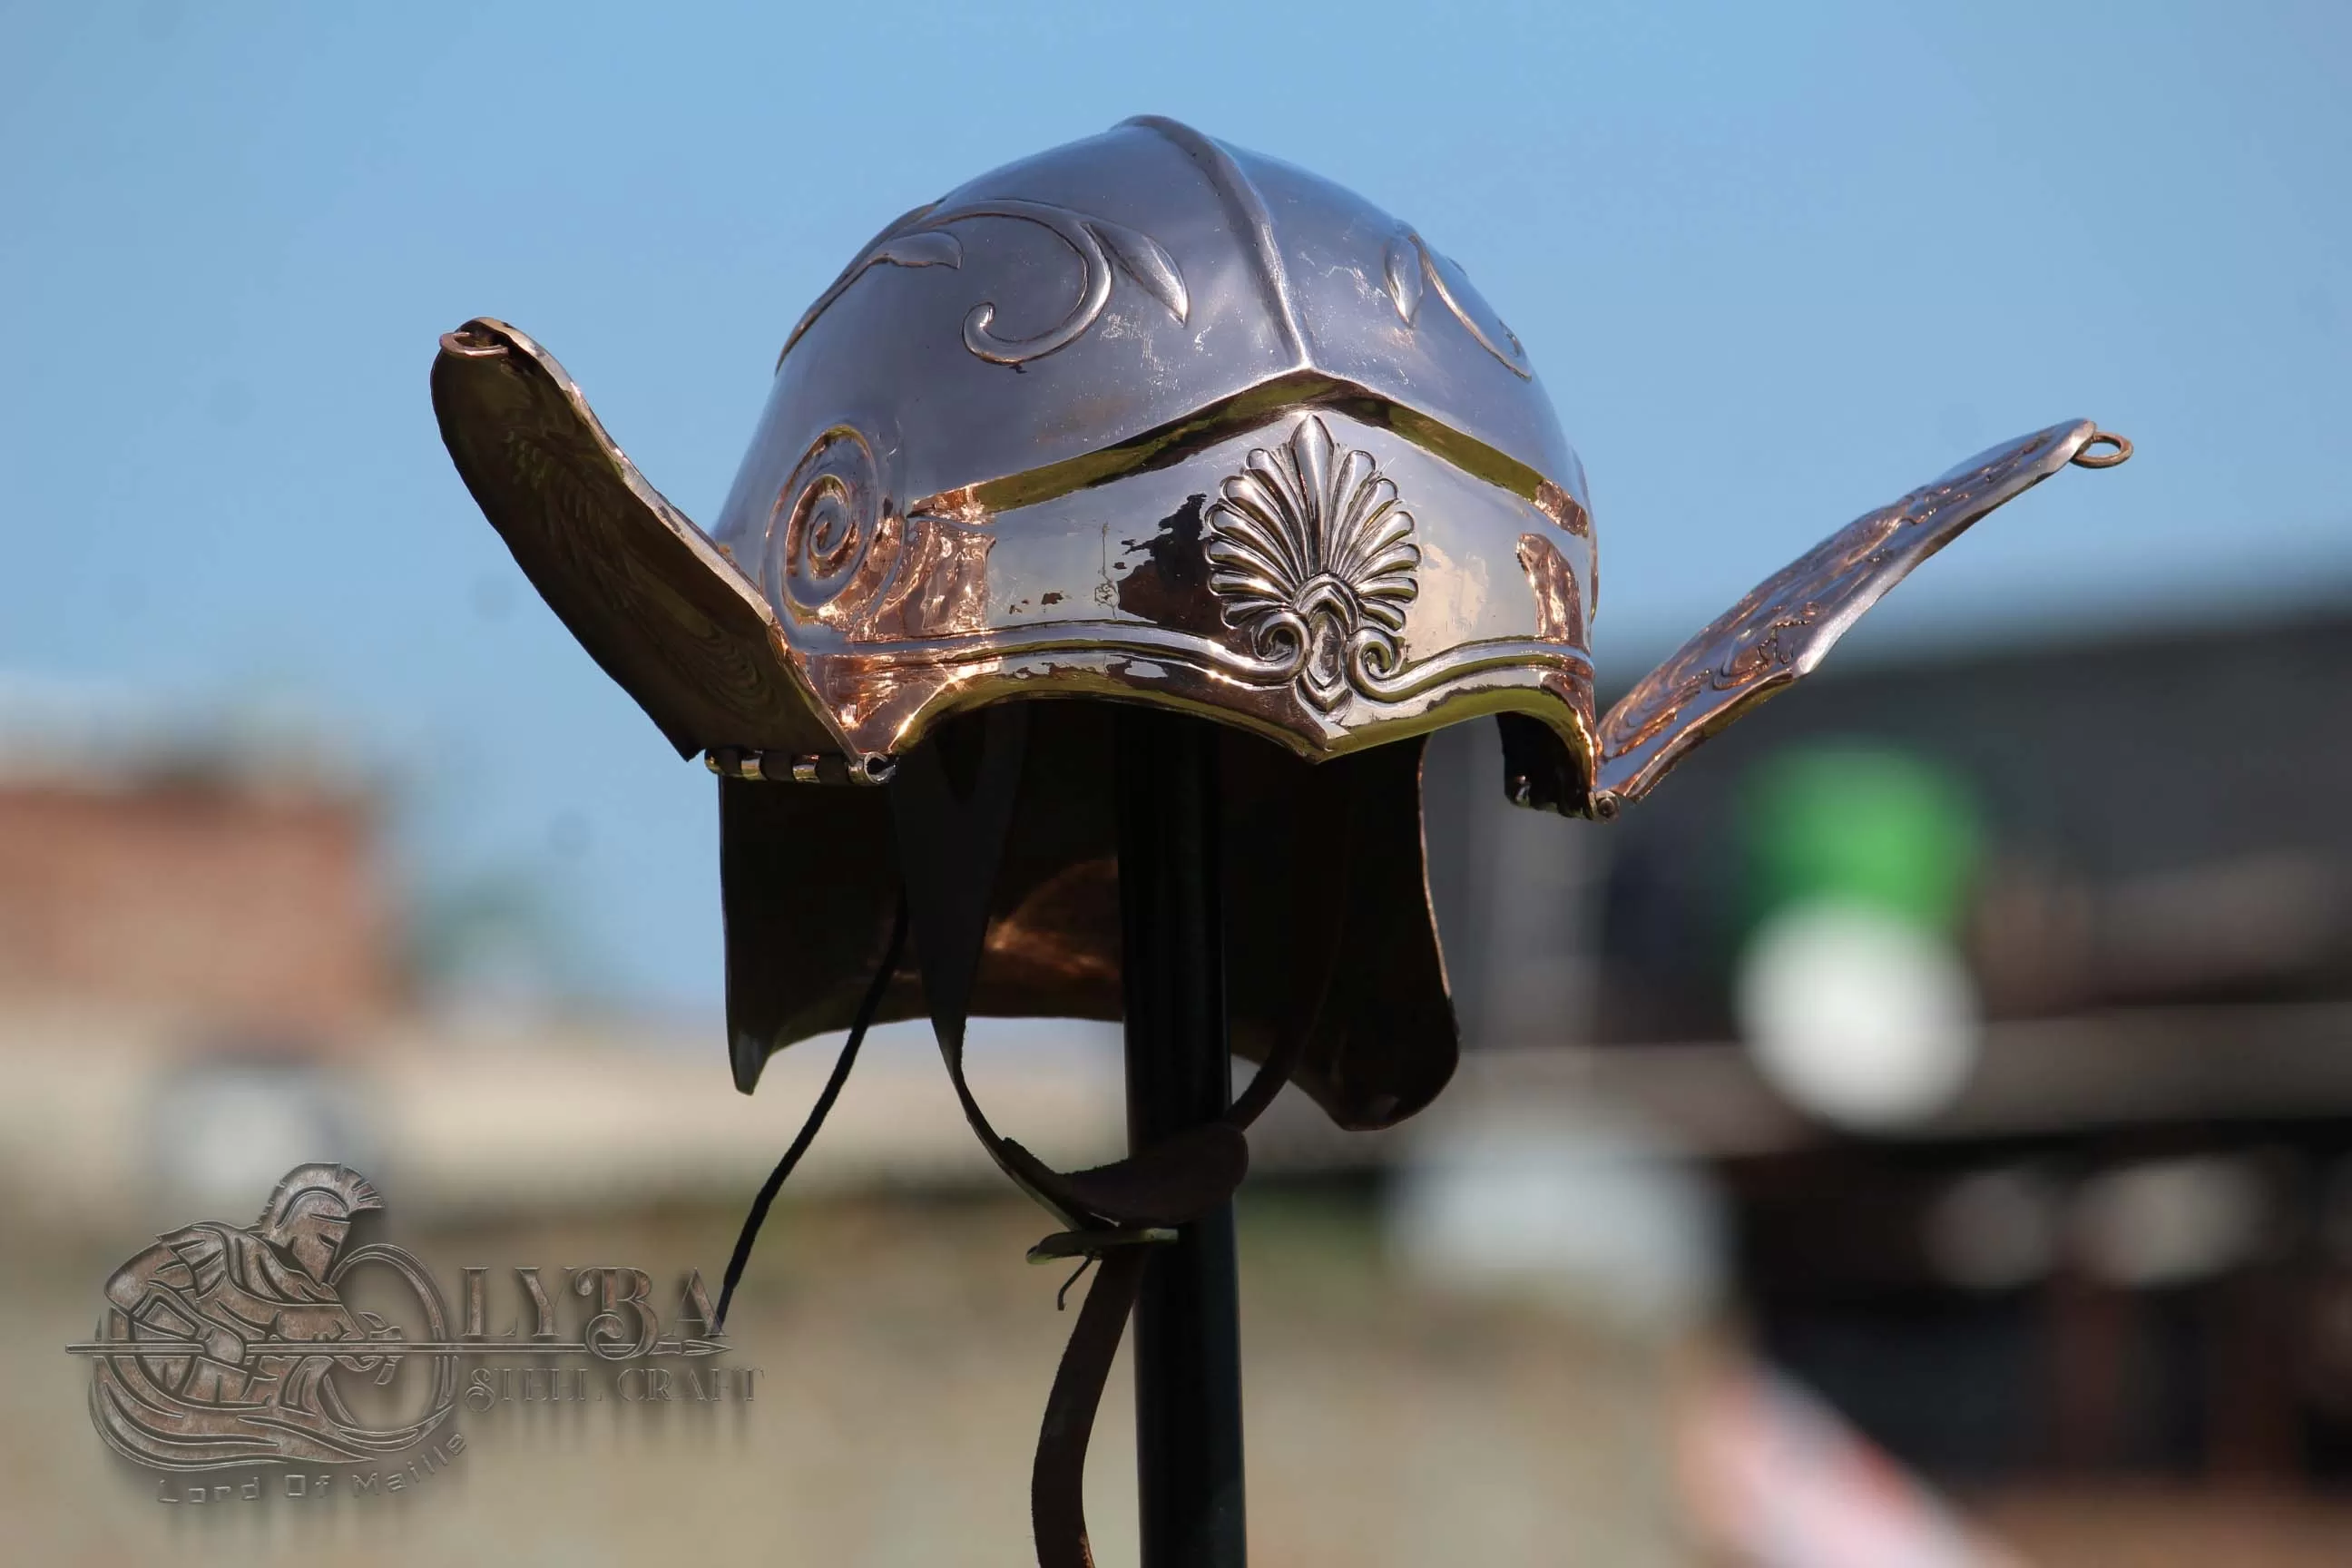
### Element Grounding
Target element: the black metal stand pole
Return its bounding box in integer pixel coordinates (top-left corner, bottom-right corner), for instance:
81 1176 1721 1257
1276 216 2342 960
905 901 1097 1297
1115 707 1247 1568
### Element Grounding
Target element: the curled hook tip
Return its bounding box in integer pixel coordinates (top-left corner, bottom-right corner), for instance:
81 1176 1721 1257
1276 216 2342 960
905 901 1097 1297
438 325 507 359
2072 429 2132 469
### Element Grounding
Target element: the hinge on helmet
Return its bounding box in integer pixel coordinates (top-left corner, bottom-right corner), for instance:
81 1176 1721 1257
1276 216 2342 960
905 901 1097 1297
704 748 896 786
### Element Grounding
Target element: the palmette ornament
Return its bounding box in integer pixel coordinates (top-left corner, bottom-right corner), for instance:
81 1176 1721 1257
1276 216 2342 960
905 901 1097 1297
433 115 2128 1566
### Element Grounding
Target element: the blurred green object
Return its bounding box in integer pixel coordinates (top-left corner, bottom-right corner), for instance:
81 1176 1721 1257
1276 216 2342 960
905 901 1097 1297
1740 745 1982 938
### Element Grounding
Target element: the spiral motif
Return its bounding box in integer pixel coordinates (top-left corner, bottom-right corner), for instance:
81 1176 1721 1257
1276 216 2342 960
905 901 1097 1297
1246 608 1312 671
766 426 887 621
1346 624 1406 693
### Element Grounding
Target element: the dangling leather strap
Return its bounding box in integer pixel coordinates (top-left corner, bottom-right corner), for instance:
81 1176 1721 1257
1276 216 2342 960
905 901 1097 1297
891 708 1260 1231
1019 1037 1296 1568
1029 1246 1147 1568
715 896 908 1332
888 708 1301 1568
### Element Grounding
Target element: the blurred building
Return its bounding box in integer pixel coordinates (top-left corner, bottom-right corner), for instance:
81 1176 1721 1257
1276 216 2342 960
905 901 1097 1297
0 681 391 1037
0 774 391 1035
0 673 1125 1229
1428 594 2352 1497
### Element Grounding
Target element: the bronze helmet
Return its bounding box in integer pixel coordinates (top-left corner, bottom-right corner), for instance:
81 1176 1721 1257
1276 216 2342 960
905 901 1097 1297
433 115 2127 1132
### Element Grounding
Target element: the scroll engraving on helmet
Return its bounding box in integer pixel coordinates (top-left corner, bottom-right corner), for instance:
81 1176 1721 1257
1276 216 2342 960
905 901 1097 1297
1383 231 1532 379
781 200 1190 368
1204 416 1422 713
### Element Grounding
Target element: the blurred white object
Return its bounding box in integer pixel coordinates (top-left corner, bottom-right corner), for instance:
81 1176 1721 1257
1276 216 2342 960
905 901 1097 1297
1735 899 1980 1132
146 1058 377 1217
1387 1105 1722 1329
2074 1154 2268 1288
1683 1361 2027 1568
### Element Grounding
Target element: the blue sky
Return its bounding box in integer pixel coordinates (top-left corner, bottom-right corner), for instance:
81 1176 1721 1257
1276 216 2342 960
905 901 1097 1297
2 2 2346 1012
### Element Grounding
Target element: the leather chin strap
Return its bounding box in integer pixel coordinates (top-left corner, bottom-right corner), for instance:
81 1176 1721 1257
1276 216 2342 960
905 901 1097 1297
890 706 1298 1568
714 897 908 1335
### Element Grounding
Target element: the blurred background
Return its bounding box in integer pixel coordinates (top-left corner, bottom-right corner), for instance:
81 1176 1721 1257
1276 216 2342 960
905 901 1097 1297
4 3 2348 1563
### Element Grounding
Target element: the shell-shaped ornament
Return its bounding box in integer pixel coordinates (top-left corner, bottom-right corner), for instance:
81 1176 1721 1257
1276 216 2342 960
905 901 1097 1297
1204 416 1422 712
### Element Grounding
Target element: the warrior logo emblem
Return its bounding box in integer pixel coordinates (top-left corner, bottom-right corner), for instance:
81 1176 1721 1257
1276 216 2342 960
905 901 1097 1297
77 1164 457 1472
